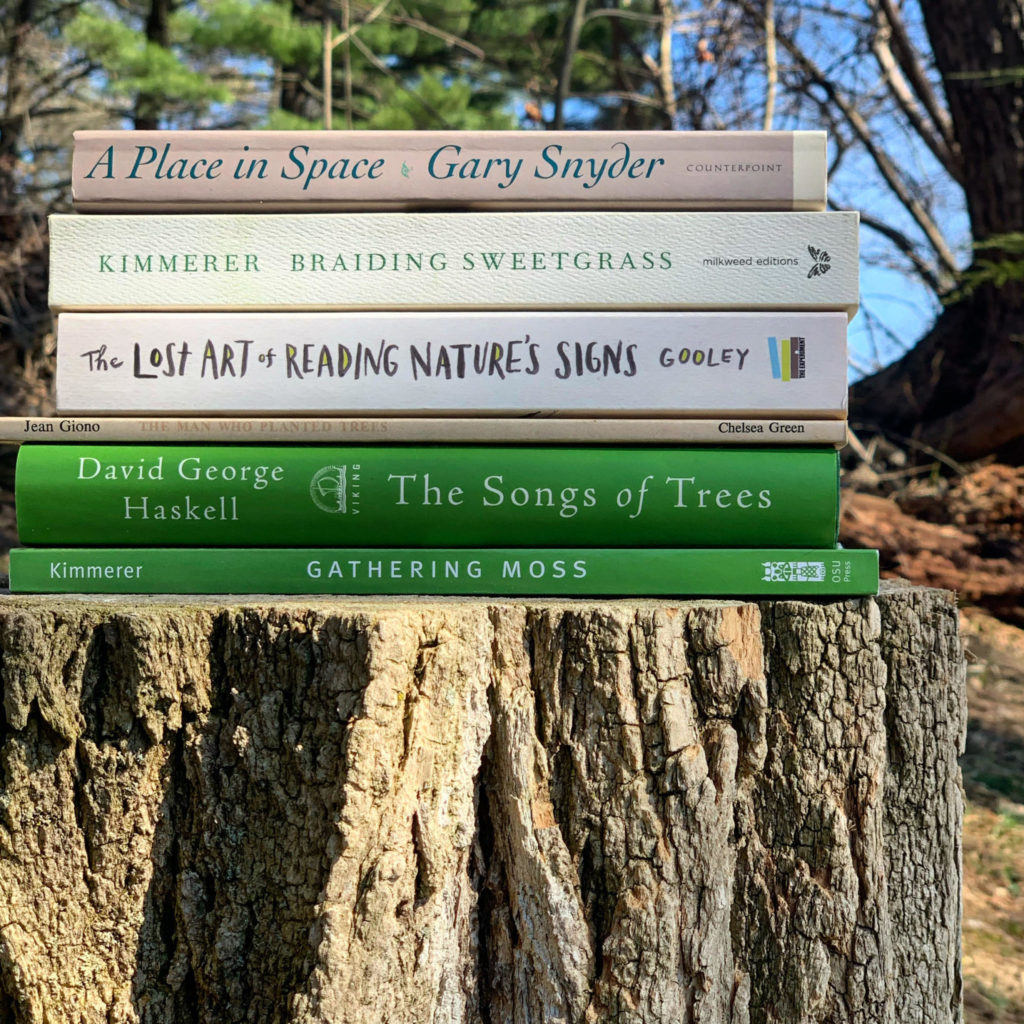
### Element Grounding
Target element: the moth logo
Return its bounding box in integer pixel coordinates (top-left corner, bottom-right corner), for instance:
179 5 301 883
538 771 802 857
767 336 806 381
761 560 826 583
807 246 831 278
310 464 361 514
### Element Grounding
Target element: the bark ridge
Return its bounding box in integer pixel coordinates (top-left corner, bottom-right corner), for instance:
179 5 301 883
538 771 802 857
0 589 965 1024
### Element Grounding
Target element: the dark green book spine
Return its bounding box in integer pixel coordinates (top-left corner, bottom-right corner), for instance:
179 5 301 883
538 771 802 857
9 547 878 596
15 445 839 547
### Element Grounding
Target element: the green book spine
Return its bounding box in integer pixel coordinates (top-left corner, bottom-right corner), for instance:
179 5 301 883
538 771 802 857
15 445 839 547
9 547 879 596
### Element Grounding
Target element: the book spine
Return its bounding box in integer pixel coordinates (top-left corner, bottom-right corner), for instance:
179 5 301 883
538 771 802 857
47 212 860 315
0 417 850 445
71 130 827 211
55 311 849 417
15 445 840 548
9 547 879 596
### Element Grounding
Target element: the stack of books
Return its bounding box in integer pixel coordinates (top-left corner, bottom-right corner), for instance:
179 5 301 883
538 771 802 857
6 130 878 596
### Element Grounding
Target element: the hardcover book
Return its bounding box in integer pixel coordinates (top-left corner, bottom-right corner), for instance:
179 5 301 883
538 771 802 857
47 211 860 315
8 546 879 596
1 416 850 446
71 130 827 212
54 311 849 417
15 444 841 548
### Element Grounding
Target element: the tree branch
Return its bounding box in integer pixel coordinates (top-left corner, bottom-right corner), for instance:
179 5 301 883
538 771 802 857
871 0 957 153
569 88 665 109
763 0 776 130
329 0 390 47
657 0 678 127
868 0 962 184
350 33 454 127
322 6 332 128
742 1 960 293
342 0 352 130
853 208 945 294
554 0 588 129
582 8 661 26
383 14 486 60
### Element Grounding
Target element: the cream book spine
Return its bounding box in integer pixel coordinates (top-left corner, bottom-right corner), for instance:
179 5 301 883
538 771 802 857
54 311 849 416
48 211 860 315
0 416 849 445
71 129 827 211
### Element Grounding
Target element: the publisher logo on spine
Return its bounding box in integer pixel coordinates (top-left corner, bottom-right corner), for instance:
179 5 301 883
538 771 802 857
701 244 834 277
767 336 806 381
762 560 826 582
807 245 831 278
310 464 361 514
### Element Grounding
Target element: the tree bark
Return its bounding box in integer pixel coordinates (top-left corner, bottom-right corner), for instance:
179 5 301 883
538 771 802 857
849 287 1024 462
850 0 1024 461
0 585 965 1024
133 0 174 130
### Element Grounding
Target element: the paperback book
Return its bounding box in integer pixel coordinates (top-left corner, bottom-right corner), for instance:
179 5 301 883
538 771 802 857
47 211 860 314
54 311 849 417
15 444 841 547
1 416 850 446
8 546 879 596
71 130 827 212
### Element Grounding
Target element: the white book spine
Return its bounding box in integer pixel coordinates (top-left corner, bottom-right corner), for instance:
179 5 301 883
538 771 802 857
71 130 827 211
48 212 860 315
54 311 849 416
0 417 849 445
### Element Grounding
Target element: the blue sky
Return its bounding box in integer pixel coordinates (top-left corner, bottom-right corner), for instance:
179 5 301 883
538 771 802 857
849 255 942 382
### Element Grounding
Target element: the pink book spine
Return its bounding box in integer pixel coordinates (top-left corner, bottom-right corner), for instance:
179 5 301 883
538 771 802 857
72 130 827 212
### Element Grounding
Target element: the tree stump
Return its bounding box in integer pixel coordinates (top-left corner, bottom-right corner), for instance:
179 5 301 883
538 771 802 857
0 584 966 1024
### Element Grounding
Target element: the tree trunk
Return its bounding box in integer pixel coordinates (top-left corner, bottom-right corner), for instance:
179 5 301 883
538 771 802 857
0 0 53 420
851 0 1024 462
849 287 1024 462
0 586 965 1024
132 0 174 130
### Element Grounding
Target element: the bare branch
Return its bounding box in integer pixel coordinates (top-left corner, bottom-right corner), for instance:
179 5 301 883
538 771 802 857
871 0 956 152
383 15 486 60
582 8 661 26
329 0 486 63
569 88 667 110
636 0 677 126
868 0 962 184
853 207 945 294
2 0 37 149
763 0 776 130
22 64 95 115
554 0 588 130
329 0 390 48
741 2 960 293
322 10 332 128
349 33 454 127
656 0 678 126
342 0 352 130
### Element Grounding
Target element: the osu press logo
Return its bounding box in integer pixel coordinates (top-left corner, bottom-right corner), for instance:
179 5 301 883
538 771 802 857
310 464 361 514
762 561 826 583
767 336 806 381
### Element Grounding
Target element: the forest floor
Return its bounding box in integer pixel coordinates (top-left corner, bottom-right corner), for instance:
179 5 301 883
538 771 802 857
957 608 1024 1022
842 445 1024 1022
1 445 1023 1019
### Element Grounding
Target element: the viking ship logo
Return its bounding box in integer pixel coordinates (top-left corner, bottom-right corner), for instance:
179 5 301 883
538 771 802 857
310 465 349 513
